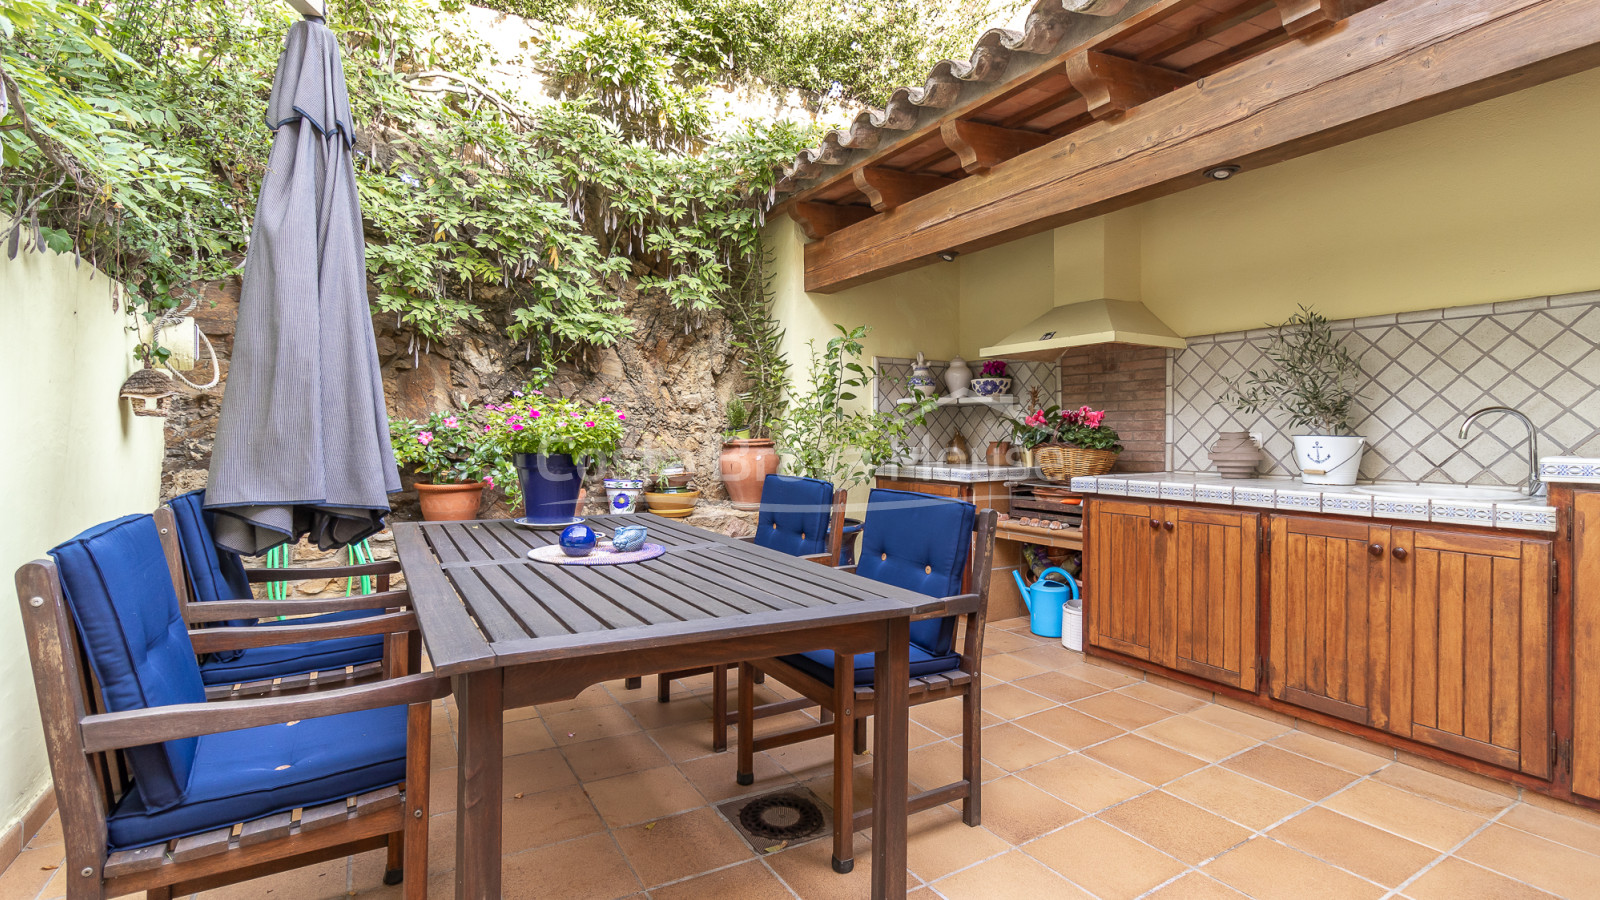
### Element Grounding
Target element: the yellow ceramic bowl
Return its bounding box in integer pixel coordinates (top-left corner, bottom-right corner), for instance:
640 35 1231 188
643 490 699 518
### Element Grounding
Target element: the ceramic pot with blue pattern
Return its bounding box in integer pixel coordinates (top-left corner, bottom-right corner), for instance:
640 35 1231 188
559 523 598 556
968 376 1012 397
603 477 644 514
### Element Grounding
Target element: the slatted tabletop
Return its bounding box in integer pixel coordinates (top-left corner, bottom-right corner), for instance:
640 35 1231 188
395 514 942 675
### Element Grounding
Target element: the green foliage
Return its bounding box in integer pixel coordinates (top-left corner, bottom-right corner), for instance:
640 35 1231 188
1222 306 1363 435
390 410 502 484
482 389 628 459
773 324 935 491
724 394 749 438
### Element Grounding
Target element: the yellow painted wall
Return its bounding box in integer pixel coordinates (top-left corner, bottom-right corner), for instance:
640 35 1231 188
0 249 166 839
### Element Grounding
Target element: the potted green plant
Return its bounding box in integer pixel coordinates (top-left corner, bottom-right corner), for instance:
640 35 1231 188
1222 306 1365 485
391 411 500 521
719 394 780 509
483 389 627 526
1013 405 1123 482
645 455 699 518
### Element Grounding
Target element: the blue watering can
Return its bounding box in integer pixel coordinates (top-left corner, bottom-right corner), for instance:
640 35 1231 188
1013 567 1079 638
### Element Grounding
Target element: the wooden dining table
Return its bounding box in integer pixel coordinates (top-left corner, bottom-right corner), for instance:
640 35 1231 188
393 513 944 899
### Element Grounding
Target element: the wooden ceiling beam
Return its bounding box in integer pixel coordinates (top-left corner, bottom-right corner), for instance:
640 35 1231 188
1066 50 1195 119
801 0 1600 293
852 167 958 212
791 202 874 241
1273 0 1343 36
940 121 1055 174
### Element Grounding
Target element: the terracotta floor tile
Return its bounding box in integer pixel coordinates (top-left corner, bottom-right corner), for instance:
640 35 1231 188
501 832 641 900
501 783 607 853
677 748 791 803
620 695 714 731
907 738 1003 790
647 720 723 763
0 847 68 900
1136 714 1260 762
535 683 617 715
983 628 1042 654
1269 806 1439 887
969 775 1081 845
1099 790 1253 864
1119 680 1208 713
564 732 672 782
649 860 791 900
1008 643 1095 671
765 830 889 900
198 856 348 898
981 652 1049 683
1012 671 1109 705
981 683 1058 720
1014 705 1125 750
501 747 578 798
1372 763 1517 817
1402 856 1559 900
501 718 557 756
1322 779 1489 850
1072 658 1146 688
427 809 457 874
911 698 1001 737
1498 801 1600 857
1222 745 1361 800
546 704 642 746
612 807 753 887
979 722 1070 772
930 849 1091 899
431 765 459 815
25 813 61 850
1025 816 1185 899
1189 701 1295 741
1083 735 1206 786
801 760 877 815
1144 871 1249 899
1271 730 1390 775
430 733 459 769
1166 765 1308 830
1456 823 1600 897
1021 753 1152 814
904 805 1012 881
1203 836 1386 900
1071 692 1175 731
583 765 706 827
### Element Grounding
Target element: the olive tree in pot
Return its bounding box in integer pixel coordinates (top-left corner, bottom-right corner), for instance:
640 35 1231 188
719 395 779 510
1222 306 1365 485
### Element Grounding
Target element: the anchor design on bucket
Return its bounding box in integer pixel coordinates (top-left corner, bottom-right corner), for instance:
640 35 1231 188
1306 441 1331 464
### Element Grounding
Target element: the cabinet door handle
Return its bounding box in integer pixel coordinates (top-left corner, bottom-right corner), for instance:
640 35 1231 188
1368 543 1384 558
1149 519 1161 529
1164 521 1175 531
1392 546 1409 561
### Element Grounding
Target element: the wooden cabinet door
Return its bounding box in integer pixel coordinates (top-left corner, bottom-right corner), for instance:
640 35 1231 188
1086 499 1169 664
1267 516 1390 728
1574 494 1600 799
1171 507 1259 691
1390 527 1552 778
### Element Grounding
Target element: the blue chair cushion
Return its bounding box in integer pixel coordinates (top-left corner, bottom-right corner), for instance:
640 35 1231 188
754 475 835 558
107 705 407 851
50 515 206 813
781 646 961 687
854 489 975 656
199 608 387 686
169 489 254 661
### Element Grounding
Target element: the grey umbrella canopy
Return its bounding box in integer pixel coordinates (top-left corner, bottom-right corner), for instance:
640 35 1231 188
205 17 399 555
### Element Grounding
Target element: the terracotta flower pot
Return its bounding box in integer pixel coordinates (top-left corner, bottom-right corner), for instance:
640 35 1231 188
416 481 484 521
720 438 779 510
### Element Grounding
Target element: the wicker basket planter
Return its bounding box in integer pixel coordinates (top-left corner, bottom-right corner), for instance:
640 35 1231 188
1034 444 1119 482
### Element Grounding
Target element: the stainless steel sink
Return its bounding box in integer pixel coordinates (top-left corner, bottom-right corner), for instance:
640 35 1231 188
1353 483 1534 503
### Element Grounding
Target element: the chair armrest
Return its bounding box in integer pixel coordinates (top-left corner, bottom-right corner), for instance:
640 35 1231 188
799 552 836 567
188 610 416 654
244 560 402 583
738 535 755 543
909 593 980 620
79 672 449 753
185 589 410 624
835 564 858 575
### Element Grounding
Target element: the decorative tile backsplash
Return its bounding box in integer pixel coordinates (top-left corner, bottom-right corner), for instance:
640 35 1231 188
874 357 1057 463
1168 292 1600 485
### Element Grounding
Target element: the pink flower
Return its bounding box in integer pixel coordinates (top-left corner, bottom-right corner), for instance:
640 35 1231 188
571 412 580 418
1024 411 1047 427
584 421 595 428
618 413 627 421
417 431 433 445
598 396 611 402
483 475 495 488
530 410 541 418
511 423 525 432
1086 410 1105 427
443 416 458 428
483 425 491 434
529 389 543 395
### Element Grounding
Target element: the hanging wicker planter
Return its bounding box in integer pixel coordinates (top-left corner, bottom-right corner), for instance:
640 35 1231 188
1034 444 1118 482
119 363 179 418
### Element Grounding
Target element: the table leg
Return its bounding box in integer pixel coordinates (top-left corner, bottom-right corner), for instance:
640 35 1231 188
454 668 504 900
870 617 910 899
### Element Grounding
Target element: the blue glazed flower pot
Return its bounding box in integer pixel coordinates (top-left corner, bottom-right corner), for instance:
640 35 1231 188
515 452 585 525
559 523 597 556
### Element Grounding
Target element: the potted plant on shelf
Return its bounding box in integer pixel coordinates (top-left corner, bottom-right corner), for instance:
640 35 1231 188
391 411 500 521
1014 404 1123 482
644 455 699 518
603 457 647 514
970 359 1012 397
1222 305 1365 485
719 394 780 510
483 389 626 526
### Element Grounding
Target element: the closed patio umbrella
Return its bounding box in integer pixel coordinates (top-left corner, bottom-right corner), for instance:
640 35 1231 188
205 16 399 555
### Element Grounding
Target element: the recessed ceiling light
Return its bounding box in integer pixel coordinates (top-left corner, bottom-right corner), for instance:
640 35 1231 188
937 250 959 262
1205 165 1242 181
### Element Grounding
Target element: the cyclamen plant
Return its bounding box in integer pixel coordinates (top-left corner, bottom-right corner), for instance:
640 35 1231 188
1013 405 1123 452
980 359 1009 377
482 389 628 460
391 412 501 485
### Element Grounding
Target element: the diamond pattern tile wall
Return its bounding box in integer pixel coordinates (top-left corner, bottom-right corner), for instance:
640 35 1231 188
874 358 1056 464
1168 292 1600 484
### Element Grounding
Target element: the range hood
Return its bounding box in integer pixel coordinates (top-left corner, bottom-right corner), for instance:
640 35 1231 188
980 298 1186 361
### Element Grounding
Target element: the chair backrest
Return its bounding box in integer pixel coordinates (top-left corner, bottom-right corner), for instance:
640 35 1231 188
754 475 839 560
855 488 976 656
167 489 252 606
49 515 205 812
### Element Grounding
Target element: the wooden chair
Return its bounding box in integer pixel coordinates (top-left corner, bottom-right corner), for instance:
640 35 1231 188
735 489 998 874
17 513 445 900
162 490 396 699
645 476 847 751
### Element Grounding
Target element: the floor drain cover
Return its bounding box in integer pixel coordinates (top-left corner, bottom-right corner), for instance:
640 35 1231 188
717 785 834 854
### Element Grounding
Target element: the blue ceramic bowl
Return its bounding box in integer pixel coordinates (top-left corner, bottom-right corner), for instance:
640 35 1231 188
559 523 598 557
611 524 648 553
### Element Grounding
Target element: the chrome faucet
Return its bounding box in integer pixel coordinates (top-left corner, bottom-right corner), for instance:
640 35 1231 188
1458 406 1543 497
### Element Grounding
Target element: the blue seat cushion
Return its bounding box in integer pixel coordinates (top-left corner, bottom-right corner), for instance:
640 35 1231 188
199 608 386 686
754 475 835 558
855 489 975 656
780 646 961 687
107 705 407 851
50 515 206 813
170 489 256 661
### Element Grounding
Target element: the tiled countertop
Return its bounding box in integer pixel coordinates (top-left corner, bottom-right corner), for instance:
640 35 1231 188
877 463 1035 483
1068 472 1559 533
1541 457 1600 484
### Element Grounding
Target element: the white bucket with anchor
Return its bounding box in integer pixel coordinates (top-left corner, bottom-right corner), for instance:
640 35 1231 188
1292 435 1366 486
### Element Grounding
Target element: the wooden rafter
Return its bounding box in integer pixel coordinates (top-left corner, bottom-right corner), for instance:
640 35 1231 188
800 0 1600 292
852 167 958 212
1065 50 1194 119
1273 0 1344 36
791 201 874 240
940 121 1054 174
